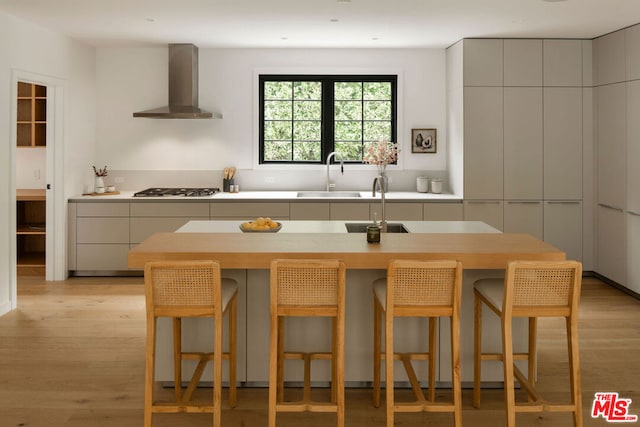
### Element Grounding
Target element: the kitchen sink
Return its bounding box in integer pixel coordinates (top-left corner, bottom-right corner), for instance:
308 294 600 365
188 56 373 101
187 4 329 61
345 223 409 233
297 191 361 198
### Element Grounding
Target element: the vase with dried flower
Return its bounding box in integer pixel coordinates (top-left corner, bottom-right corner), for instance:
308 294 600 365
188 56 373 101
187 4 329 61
363 139 398 192
93 165 108 193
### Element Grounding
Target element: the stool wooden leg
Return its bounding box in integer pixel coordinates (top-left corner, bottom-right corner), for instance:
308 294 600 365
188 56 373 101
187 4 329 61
336 312 345 427
277 316 285 402
385 311 394 427
567 315 583 427
229 296 237 408
502 314 516 427
528 317 537 402
373 298 381 408
428 317 437 402
144 317 156 427
213 312 223 427
473 294 482 408
332 316 337 404
268 312 278 427
173 317 182 402
451 312 462 427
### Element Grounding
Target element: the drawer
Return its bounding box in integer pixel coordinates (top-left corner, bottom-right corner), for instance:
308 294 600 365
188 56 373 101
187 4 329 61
75 244 131 271
130 202 209 217
211 202 290 218
76 202 129 217
77 217 130 244
130 217 199 244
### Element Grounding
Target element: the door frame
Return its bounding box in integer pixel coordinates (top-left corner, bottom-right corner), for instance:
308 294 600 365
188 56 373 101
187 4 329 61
10 69 66 305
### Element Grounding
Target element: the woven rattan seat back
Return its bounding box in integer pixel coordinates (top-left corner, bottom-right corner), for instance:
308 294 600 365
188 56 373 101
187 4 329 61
272 259 342 307
148 261 221 308
389 260 459 306
510 261 581 307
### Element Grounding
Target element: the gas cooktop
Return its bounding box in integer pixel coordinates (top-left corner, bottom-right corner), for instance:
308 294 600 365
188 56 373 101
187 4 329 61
133 188 219 197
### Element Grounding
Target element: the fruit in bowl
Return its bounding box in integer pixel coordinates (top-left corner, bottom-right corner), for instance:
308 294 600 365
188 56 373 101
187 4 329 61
240 217 281 232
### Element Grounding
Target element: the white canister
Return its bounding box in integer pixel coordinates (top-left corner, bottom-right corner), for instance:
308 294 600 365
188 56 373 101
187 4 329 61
430 179 443 194
416 176 430 193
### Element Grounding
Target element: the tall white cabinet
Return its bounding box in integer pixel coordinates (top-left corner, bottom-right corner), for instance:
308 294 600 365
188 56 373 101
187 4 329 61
593 23 640 294
457 38 589 266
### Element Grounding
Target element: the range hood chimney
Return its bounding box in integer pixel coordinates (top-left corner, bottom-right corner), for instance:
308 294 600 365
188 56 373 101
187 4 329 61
133 43 221 119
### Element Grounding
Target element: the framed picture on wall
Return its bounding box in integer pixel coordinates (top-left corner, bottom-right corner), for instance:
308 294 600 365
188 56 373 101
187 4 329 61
411 128 437 153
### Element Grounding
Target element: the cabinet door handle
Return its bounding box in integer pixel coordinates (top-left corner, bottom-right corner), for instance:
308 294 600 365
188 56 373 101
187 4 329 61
507 201 541 205
547 201 581 205
598 203 624 212
465 201 502 204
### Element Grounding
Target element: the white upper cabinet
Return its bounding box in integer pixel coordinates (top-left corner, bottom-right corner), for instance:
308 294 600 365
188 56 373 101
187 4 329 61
503 87 543 199
544 88 583 200
464 86 504 199
625 24 640 81
627 80 640 214
543 39 583 87
594 30 626 85
597 83 626 209
464 39 503 86
504 39 542 86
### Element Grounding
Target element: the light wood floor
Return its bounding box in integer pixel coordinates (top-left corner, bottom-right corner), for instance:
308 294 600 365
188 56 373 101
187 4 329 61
1 276 638 426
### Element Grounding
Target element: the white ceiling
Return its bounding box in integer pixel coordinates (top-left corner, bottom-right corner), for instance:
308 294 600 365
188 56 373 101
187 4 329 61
1 0 639 49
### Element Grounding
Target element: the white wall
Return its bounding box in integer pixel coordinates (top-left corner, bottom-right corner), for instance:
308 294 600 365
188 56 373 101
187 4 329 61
96 47 450 192
0 11 96 314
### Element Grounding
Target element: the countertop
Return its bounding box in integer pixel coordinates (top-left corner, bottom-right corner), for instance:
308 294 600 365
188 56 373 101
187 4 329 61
128 220 564 270
177 220 498 234
69 190 461 202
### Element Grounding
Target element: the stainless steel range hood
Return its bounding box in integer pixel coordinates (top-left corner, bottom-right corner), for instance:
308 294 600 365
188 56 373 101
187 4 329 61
133 43 221 119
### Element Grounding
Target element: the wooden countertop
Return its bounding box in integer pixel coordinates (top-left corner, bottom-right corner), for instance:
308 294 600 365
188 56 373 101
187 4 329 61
17 189 46 201
128 232 564 270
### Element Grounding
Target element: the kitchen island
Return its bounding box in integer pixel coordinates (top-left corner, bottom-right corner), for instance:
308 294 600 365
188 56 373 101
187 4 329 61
128 220 564 386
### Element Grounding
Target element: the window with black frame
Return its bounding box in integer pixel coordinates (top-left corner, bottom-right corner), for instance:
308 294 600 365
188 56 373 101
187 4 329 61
259 75 397 164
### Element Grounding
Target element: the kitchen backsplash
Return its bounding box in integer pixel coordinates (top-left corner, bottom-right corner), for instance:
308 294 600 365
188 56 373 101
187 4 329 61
105 169 450 193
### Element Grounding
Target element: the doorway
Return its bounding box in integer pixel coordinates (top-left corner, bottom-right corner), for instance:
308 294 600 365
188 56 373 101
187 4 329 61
16 81 47 277
10 69 66 310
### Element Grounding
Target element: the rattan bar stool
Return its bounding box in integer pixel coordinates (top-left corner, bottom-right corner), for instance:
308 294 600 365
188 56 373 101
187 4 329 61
373 259 463 427
143 260 238 427
473 260 583 427
268 259 346 427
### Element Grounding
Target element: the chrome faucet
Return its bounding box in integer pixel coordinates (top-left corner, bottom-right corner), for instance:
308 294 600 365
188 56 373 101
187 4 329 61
326 151 344 191
372 176 387 232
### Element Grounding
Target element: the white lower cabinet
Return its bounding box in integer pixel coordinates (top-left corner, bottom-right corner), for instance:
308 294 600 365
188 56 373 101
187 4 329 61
210 202 290 219
597 204 626 284
463 200 504 231
370 202 423 221
544 201 583 262
503 201 543 239
330 203 370 220
290 202 330 220
626 211 640 293
75 202 130 271
423 202 464 221
130 202 210 244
